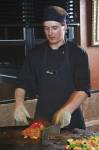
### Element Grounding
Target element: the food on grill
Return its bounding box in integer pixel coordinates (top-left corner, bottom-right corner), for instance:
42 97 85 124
41 129 99 150
21 120 45 140
65 135 99 150
47 128 95 141
22 122 99 150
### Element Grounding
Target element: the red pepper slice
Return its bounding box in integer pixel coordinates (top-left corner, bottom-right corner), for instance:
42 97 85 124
30 121 45 130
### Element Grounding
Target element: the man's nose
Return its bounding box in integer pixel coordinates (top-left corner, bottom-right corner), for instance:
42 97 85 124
48 28 53 35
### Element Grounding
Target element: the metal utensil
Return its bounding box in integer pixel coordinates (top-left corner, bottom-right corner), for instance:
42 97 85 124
42 124 60 140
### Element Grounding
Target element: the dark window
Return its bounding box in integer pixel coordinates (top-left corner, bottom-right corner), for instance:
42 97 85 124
0 0 80 70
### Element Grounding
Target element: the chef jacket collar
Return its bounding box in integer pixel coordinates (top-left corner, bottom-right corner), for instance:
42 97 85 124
46 40 67 52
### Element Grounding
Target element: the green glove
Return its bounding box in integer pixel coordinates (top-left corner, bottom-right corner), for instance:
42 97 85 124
59 111 71 128
52 110 71 128
14 104 30 125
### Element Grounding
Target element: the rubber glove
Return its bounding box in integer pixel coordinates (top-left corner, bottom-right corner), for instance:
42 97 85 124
52 109 71 128
14 104 30 125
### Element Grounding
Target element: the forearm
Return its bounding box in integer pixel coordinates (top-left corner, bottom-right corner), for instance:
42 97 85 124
62 91 88 114
15 88 26 106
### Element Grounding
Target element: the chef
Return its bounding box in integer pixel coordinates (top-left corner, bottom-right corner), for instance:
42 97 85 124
14 6 90 130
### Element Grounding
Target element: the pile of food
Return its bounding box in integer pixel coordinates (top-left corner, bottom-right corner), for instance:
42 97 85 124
22 121 99 149
41 128 99 150
21 120 46 140
65 136 99 150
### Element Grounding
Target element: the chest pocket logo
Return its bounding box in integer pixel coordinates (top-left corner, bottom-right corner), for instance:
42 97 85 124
45 70 56 75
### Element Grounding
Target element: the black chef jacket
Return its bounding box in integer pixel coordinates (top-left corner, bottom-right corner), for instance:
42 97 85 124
17 40 90 129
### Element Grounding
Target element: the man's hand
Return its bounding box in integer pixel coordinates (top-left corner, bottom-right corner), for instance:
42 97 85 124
14 104 30 125
52 109 71 128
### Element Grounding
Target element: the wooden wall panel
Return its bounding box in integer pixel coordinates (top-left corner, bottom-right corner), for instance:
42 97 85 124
88 47 99 89
0 84 16 100
80 0 99 89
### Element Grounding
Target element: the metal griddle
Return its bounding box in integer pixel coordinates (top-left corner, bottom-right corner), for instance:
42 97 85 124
0 126 98 150
0 126 41 150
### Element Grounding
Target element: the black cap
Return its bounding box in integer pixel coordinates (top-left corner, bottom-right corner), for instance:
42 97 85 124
43 6 67 24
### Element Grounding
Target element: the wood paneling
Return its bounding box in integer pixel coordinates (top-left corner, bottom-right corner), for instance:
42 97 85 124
87 47 99 89
80 0 87 47
0 84 16 100
80 0 99 89
78 0 99 132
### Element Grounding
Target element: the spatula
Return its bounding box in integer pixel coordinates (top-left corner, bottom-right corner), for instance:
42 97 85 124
42 124 60 140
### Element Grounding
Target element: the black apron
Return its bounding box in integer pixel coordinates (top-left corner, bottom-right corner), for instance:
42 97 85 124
35 43 85 129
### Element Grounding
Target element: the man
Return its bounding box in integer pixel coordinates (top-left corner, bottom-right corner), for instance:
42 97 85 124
14 6 90 129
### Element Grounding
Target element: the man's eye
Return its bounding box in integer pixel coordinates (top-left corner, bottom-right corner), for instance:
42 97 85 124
52 26 58 30
44 27 49 30
44 26 59 31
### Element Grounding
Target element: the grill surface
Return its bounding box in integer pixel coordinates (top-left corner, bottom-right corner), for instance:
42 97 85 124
0 126 98 150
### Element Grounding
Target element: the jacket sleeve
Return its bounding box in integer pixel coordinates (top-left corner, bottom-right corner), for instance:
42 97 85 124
70 44 91 97
16 50 38 97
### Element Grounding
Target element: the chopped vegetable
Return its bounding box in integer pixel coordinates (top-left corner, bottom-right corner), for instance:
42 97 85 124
65 136 99 150
21 120 45 140
30 120 45 130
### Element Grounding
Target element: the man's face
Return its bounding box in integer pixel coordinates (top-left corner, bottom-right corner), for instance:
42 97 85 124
43 21 67 45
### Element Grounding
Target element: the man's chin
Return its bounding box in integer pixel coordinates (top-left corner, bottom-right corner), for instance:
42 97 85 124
48 40 58 44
